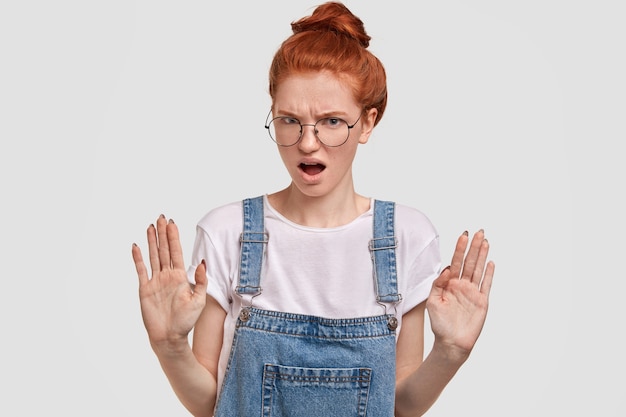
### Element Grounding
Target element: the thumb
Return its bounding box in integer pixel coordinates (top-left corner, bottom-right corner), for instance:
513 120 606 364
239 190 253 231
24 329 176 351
193 259 208 295
431 265 452 296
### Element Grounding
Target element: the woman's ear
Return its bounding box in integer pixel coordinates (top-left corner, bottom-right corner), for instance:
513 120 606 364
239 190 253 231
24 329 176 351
358 108 378 144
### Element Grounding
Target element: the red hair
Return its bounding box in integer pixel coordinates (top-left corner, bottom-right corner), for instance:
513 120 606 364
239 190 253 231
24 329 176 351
269 2 387 126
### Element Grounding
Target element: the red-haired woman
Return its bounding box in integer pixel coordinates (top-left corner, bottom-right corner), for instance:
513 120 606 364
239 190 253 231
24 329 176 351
132 2 495 416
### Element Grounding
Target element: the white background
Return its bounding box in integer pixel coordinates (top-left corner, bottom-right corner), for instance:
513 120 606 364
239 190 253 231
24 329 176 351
1 1 624 415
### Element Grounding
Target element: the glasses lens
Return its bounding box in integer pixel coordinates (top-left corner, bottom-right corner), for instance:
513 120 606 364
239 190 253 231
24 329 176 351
268 117 301 146
315 118 349 146
267 116 351 147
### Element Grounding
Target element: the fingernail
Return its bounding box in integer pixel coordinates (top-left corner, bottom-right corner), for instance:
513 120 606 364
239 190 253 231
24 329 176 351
132 243 137 247
159 214 165 219
169 219 175 224
463 230 469 236
479 228 484 234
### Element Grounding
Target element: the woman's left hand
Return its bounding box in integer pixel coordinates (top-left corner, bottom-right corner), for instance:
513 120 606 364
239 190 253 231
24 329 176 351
426 230 495 361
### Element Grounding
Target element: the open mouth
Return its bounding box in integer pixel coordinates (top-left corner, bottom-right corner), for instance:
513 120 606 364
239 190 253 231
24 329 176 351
299 162 326 176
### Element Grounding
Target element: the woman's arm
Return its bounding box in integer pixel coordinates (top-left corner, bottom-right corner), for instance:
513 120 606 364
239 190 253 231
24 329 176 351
395 303 467 417
132 216 225 417
150 296 225 417
395 230 495 417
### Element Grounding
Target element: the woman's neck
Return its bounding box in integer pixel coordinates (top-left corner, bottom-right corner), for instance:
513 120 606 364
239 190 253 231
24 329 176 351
267 184 370 228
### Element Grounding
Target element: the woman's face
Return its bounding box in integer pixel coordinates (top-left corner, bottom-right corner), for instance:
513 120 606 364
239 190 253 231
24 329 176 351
271 71 376 199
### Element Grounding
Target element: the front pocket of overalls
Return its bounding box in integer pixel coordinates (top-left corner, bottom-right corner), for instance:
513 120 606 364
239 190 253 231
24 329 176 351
261 364 371 417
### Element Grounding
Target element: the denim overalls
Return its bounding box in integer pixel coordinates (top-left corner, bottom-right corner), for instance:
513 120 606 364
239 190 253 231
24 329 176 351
214 196 401 417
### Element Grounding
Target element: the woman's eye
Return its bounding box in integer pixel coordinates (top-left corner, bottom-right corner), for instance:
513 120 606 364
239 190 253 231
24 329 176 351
282 117 299 125
323 118 344 128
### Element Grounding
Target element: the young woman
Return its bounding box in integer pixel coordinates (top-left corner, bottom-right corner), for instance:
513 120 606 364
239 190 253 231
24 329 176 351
132 2 495 416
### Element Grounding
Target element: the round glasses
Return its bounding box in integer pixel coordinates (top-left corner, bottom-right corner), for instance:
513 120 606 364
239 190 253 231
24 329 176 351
265 110 362 147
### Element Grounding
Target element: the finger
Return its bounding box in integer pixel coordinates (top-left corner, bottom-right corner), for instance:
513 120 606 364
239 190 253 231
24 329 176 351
430 265 451 298
471 238 490 285
156 214 171 270
480 261 495 297
146 223 160 273
131 243 149 286
167 219 185 270
193 259 208 296
449 231 469 279
460 229 485 282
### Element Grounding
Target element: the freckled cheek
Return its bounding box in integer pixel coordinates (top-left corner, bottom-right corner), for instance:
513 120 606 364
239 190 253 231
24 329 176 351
332 145 359 165
277 148 295 163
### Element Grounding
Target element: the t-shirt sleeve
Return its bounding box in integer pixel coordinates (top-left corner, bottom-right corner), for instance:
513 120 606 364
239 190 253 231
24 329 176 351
186 202 242 313
401 236 441 314
396 205 442 315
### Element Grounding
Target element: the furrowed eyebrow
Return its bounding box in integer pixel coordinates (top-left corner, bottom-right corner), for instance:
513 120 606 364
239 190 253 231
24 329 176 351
274 110 349 119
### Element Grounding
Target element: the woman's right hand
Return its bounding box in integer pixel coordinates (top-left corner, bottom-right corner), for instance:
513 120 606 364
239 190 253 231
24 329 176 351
131 215 208 351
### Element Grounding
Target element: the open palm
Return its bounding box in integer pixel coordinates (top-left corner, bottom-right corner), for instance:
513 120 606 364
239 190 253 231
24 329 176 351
131 215 207 347
426 230 495 356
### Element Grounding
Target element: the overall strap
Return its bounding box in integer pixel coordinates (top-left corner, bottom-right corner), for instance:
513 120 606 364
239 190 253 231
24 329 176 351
236 196 267 296
369 200 401 304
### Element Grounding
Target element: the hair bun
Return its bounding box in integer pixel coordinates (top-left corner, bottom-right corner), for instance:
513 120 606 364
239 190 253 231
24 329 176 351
291 2 371 48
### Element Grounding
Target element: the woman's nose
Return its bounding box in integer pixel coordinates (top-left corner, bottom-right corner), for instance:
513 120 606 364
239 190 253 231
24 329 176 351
298 124 321 151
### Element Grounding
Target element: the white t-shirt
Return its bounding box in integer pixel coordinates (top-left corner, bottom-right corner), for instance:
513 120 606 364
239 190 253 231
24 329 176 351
187 195 441 390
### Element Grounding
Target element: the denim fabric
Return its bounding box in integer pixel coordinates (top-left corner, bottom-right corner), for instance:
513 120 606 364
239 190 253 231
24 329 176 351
236 196 267 296
214 197 399 416
371 200 401 304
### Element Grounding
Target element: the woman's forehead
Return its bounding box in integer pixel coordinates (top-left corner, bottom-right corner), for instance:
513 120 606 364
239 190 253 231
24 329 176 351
273 71 358 114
